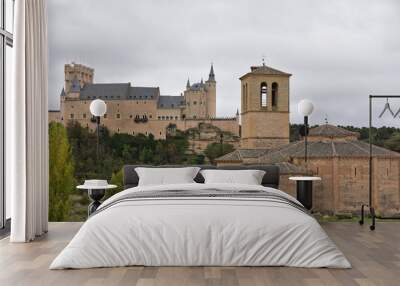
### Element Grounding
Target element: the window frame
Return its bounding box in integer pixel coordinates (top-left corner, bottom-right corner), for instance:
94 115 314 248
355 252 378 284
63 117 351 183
260 82 268 108
1 0 14 231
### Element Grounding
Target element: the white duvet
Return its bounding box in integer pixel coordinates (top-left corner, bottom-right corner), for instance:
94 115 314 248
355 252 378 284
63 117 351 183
50 183 351 269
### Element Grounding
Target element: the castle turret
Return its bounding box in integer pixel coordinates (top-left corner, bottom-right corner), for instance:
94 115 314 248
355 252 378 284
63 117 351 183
205 64 216 118
186 78 190 90
64 62 94 94
208 64 215 82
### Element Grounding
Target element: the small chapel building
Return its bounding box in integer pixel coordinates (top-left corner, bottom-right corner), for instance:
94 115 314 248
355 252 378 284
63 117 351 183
217 124 400 217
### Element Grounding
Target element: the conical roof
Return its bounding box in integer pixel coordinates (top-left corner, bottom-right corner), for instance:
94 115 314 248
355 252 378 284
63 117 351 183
309 124 359 138
240 64 291 79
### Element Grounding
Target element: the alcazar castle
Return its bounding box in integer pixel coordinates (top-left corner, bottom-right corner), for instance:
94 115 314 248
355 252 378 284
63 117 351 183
49 62 291 152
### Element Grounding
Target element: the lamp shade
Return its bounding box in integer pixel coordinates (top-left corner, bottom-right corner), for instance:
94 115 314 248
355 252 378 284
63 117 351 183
298 99 314 116
90 99 107 117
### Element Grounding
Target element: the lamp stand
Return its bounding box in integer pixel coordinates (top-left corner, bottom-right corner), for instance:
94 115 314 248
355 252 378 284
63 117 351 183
304 116 308 163
96 116 100 161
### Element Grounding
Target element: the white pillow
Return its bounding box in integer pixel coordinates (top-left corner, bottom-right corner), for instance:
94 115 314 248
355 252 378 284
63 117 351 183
200 169 266 185
135 167 201 186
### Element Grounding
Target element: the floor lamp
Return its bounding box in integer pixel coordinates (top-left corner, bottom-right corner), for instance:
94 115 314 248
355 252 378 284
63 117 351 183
298 99 314 163
89 99 107 161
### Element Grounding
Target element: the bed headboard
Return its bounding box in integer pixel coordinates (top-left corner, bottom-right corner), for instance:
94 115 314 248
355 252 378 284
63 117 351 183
122 165 280 189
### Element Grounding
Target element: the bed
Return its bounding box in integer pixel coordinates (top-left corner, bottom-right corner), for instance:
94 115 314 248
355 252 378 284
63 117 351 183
50 165 350 269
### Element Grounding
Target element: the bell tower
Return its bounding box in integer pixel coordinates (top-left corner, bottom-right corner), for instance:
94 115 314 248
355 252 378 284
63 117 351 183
240 63 291 149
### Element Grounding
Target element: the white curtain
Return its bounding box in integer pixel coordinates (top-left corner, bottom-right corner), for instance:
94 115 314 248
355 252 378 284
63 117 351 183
7 0 49 242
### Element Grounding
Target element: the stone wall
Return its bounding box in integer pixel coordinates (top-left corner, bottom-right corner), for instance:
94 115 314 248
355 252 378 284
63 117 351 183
49 97 240 152
292 157 400 217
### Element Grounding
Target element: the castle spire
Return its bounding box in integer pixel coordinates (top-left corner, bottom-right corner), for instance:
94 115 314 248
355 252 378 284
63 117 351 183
208 63 215 82
186 78 190 89
201 77 203 84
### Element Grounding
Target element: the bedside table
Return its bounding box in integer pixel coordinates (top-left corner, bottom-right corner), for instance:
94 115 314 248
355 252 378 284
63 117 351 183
289 176 321 210
77 180 117 216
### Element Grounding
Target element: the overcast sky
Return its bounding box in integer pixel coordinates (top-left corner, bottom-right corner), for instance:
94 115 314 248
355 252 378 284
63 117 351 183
48 0 400 127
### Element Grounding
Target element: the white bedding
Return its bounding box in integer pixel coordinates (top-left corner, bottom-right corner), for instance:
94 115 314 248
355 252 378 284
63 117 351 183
50 183 351 269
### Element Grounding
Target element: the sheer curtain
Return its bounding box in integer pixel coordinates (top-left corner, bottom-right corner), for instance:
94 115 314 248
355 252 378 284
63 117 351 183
7 0 48 242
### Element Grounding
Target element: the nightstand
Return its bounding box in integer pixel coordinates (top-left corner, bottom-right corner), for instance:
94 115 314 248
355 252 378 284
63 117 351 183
77 180 117 216
289 176 321 210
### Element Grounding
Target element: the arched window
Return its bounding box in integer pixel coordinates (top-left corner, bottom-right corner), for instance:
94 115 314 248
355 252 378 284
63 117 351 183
260 82 267 108
271 82 278 107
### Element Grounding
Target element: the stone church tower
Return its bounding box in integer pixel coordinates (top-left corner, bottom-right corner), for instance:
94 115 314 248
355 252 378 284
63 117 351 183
240 63 291 149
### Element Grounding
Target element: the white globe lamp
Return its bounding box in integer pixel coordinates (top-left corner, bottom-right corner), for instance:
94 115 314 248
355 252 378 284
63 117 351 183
90 99 107 117
298 99 314 117
89 99 107 161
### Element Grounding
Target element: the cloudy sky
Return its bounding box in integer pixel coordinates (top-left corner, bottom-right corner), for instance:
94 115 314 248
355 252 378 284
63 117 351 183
48 0 400 127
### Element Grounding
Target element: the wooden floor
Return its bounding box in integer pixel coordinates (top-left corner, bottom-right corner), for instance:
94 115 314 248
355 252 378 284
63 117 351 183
0 222 399 286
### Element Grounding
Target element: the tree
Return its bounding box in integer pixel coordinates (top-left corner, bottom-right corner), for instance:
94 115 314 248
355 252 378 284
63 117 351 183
49 122 75 221
384 132 400 152
106 168 124 199
204 142 235 164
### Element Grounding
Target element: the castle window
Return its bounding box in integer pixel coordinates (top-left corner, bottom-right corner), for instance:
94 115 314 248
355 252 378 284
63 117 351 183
116 114 120 119
162 116 165 120
83 113 86 119
104 114 107 118
260 82 267 108
130 115 133 118
158 116 161 120
175 116 178 120
70 114 74 119
193 101 197 105
149 115 153 119
193 115 197 119
271 82 278 107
